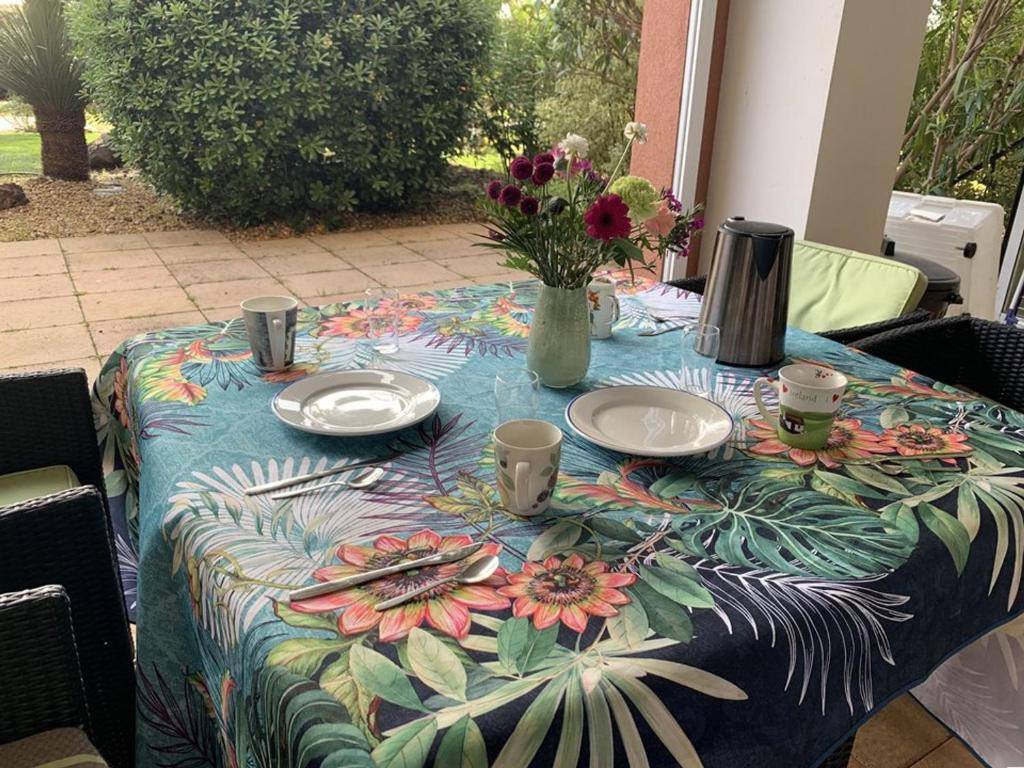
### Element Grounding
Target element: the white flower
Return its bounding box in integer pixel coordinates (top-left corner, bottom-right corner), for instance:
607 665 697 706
559 133 589 160
624 121 648 144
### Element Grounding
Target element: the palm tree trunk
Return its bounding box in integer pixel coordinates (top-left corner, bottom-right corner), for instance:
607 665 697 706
33 106 89 181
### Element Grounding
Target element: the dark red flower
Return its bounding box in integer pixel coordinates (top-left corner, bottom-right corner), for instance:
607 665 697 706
531 163 554 186
520 196 539 216
584 194 632 241
534 151 555 166
486 180 502 200
498 184 522 207
509 155 533 181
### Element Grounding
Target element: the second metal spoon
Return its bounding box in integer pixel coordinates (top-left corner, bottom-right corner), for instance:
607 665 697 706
374 554 501 611
270 466 384 500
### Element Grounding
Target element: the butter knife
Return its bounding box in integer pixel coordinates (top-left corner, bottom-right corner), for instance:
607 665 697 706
638 324 689 337
245 450 400 496
288 542 482 602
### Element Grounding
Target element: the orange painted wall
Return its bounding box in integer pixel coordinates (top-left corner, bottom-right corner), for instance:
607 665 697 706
630 0 691 190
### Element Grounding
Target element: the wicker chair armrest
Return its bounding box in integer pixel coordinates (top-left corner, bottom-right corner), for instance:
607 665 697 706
0 585 91 746
0 368 106 501
0 487 134 768
666 275 707 295
820 308 932 345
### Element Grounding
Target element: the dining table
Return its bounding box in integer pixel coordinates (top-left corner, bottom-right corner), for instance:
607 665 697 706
92 275 1024 768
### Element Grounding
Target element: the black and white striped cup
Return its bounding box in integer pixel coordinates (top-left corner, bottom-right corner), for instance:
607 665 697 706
240 296 298 371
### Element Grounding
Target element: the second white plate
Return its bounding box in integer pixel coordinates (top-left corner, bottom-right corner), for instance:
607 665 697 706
273 370 440 437
565 385 734 457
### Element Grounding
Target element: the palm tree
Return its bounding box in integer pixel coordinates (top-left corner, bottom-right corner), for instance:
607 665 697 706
0 0 89 181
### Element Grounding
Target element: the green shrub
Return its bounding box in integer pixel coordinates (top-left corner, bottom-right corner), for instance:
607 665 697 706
535 0 641 173
536 72 633 173
69 0 492 225
473 2 554 164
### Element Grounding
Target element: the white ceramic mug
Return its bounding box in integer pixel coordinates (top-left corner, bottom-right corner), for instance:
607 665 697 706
753 364 848 449
493 419 562 516
241 296 298 371
588 277 620 339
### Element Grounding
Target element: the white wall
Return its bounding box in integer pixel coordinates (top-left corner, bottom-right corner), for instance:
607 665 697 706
806 0 932 252
698 0 930 267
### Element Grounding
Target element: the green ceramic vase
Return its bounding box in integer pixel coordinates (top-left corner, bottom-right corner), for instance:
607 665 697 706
527 284 591 388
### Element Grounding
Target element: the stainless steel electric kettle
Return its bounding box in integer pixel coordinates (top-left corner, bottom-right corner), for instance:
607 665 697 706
697 217 794 367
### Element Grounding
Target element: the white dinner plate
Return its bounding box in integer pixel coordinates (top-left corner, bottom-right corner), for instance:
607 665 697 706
565 385 734 457
272 370 441 437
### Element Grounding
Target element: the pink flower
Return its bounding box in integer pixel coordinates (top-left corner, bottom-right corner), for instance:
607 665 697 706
644 199 676 237
486 180 502 200
290 530 508 642
520 196 539 216
584 194 632 242
498 553 636 633
509 155 533 181
499 184 522 207
531 163 554 186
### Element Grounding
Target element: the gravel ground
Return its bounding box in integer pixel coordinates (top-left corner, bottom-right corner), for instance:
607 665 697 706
0 165 490 242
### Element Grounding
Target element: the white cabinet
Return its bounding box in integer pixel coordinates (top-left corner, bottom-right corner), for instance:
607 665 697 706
884 191 1005 319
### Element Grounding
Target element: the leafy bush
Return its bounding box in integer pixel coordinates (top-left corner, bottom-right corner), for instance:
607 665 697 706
898 0 1024 217
537 0 641 173
70 0 492 225
536 72 633 173
473 2 554 164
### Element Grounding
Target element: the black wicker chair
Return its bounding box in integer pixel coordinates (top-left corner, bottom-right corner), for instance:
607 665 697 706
0 369 134 768
0 368 108 504
853 316 1024 412
0 586 92 744
666 277 932 344
0 488 135 768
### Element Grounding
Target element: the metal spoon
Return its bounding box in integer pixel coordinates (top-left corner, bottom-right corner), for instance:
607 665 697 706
269 466 385 500
374 554 501 611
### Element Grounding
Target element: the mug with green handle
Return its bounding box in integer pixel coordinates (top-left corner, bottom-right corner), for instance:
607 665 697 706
753 364 848 449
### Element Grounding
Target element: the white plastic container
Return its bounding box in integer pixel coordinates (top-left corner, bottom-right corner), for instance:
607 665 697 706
884 191 1004 319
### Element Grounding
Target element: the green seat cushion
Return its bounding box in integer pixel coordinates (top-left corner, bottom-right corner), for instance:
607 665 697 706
789 240 927 333
0 465 80 508
0 727 108 767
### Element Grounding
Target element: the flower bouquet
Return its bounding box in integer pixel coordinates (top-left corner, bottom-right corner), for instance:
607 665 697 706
478 122 703 387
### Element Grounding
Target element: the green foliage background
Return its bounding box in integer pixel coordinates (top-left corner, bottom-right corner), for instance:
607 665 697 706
475 0 642 173
68 0 492 225
899 0 1024 216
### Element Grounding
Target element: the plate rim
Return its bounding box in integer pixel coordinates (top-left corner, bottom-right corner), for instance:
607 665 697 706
564 384 735 457
272 368 441 437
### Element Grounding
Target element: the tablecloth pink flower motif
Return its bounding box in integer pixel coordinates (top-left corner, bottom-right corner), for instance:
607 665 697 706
499 553 636 632
290 529 508 641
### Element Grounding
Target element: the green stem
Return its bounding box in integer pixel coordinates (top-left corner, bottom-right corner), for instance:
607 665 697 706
605 137 635 189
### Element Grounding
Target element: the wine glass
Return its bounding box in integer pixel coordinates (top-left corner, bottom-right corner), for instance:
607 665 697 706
680 323 720 399
365 287 400 355
494 368 540 424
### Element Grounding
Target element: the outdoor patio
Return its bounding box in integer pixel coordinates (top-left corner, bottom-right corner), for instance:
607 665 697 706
0 221 517 380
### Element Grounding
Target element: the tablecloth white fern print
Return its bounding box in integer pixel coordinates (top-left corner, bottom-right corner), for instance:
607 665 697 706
93 277 1024 768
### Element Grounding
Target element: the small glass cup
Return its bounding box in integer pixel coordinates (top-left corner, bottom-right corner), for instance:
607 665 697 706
680 323 720 399
365 287 400 355
495 368 540 424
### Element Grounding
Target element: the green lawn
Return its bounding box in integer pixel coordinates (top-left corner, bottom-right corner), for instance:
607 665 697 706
451 148 505 173
0 131 100 175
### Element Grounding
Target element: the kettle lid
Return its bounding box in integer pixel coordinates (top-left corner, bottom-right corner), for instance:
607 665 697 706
721 217 794 239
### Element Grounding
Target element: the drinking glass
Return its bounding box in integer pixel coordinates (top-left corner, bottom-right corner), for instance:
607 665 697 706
365 287 400 355
680 323 720 398
494 368 540 424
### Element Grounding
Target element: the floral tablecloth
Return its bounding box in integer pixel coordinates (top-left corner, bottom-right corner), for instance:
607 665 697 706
94 277 1024 768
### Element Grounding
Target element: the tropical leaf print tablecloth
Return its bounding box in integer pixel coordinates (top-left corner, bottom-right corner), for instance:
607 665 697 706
93 278 1024 768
